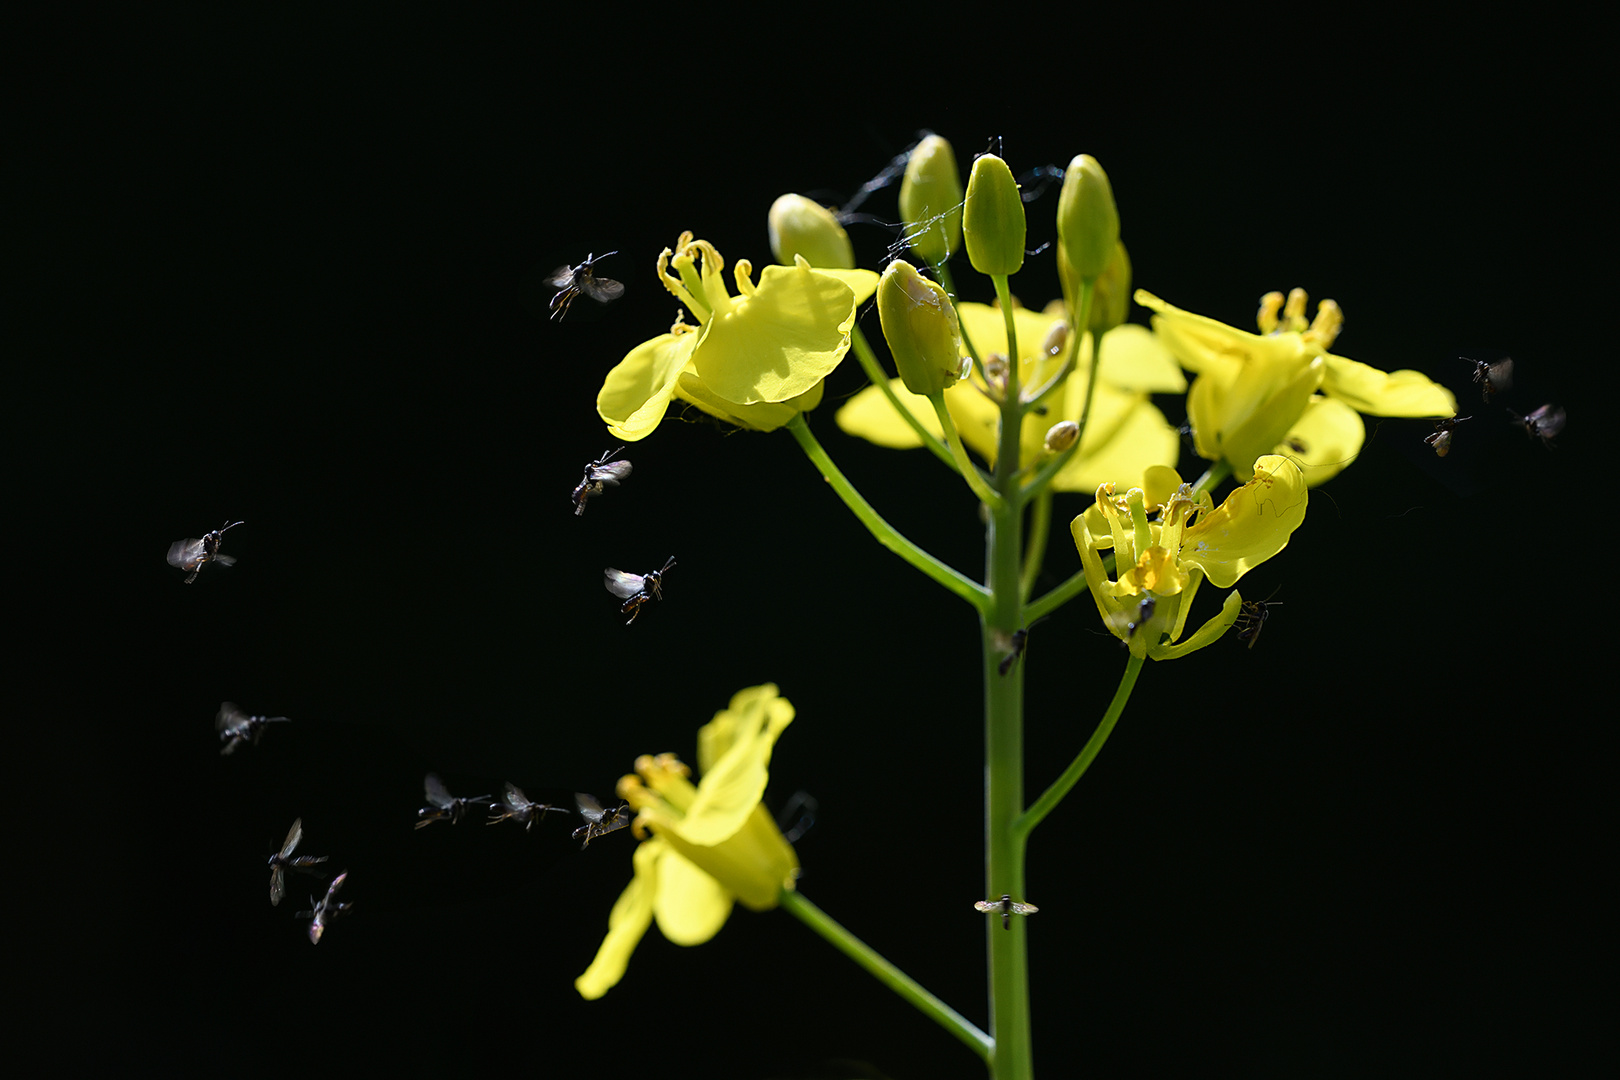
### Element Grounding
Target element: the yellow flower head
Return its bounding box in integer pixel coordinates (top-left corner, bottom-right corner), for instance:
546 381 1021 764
837 299 1187 493
1070 455 1307 659
1136 288 1457 485
596 233 879 441
575 684 800 1000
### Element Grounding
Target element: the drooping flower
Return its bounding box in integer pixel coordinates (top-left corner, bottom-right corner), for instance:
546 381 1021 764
596 233 878 441
1136 288 1457 485
836 299 1186 493
575 684 800 1000
1070 455 1307 659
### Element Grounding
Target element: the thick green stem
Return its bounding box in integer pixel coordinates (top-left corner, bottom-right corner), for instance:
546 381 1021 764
786 414 989 612
781 890 993 1063
1016 654 1144 840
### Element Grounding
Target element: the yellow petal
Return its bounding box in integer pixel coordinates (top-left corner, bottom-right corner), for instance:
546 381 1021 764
653 846 734 946
681 686 795 845
1179 455 1308 587
1153 588 1244 660
575 837 663 1000
674 372 823 432
1135 289 1258 375
691 258 857 405
1050 397 1181 493
1321 355 1458 416
834 378 940 448
1095 323 1186 393
597 332 697 441
1275 396 1365 487
1220 356 1325 480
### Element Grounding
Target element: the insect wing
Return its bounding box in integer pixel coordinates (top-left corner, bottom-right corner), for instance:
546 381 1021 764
575 792 608 824
603 568 647 600
973 899 1003 915
280 818 304 859
270 864 287 906
587 460 633 486
1009 901 1038 916
577 275 625 303
216 702 248 735
1529 404 1566 440
168 538 206 571
423 773 454 810
545 264 577 290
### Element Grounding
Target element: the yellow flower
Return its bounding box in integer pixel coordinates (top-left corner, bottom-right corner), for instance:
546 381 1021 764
575 684 800 1000
1069 455 1307 659
1136 288 1457 485
596 233 879 441
836 300 1186 493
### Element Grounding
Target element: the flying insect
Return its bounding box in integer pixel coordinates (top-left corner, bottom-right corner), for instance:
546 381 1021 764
603 556 675 624
1507 404 1566 447
547 252 624 321
216 701 291 755
572 793 632 849
299 871 352 944
167 520 243 583
1423 415 1472 458
416 774 492 829
487 782 561 830
1464 355 1513 403
975 894 1039 930
268 818 329 907
572 447 633 516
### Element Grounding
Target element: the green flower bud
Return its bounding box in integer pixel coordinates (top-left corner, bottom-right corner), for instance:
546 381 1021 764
963 153 1025 277
767 194 855 269
1088 241 1131 335
1056 154 1120 281
877 259 964 396
899 135 963 265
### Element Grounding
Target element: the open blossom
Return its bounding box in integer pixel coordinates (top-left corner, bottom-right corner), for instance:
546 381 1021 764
1070 456 1307 659
1137 288 1456 485
597 233 878 441
575 685 799 1000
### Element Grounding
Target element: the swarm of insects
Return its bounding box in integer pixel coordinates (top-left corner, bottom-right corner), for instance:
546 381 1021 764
975 894 1039 930
216 701 291 755
1463 355 1513 403
1507 404 1566 447
603 556 675 624
572 447 633 516
415 774 491 829
299 871 353 944
268 818 329 907
167 520 243 583
487 782 560 830
1423 415 1471 458
547 252 624 321
572 793 632 849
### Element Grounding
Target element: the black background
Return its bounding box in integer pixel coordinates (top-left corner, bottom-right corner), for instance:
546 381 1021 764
14 11 1609 1077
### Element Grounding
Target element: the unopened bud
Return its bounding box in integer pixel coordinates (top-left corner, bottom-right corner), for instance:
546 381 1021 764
1056 154 1120 280
1088 241 1131 335
963 153 1025 277
899 135 963 265
877 259 964 397
767 194 855 269
1045 420 1079 453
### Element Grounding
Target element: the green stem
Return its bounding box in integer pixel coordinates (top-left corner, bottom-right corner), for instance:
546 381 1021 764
786 413 989 612
1019 489 1051 603
850 325 956 470
930 394 1003 510
1025 550 1113 625
991 275 1020 407
781 890 993 1063
1189 458 1233 498
1015 654 1144 840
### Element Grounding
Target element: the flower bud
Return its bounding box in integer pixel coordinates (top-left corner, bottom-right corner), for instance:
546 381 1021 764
963 153 1025 276
899 135 963 265
1044 420 1079 453
1056 154 1120 281
1088 241 1131 335
767 194 855 269
877 259 964 396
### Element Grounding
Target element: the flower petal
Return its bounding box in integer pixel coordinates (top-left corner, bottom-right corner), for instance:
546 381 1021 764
1153 588 1244 660
1275 396 1365 487
1096 323 1187 393
834 378 940 449
575 837 663 1000
598 332 697 442
653 846 734 946
1050 396 1181 493
692 259 857 405
1179 455 1308 587
675 372 824 432
1321 355 1458 417
680 686 795 845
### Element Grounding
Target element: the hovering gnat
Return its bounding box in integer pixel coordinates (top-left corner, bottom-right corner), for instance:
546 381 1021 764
487 782 561 830
1105 595 1157 641
776 790 818 845
975 894 1039 930
299 871 352 945
216 701 291 756
268 818 329 907
995 616 1050 676
1423 415 1472 458
167 520 243 583
572 447 633 516
603 556 675 625
547 251 625 321
1234 591 1283 651
572 793 632 849
1508 404 1566 447
1464 355 1513 403
415 773 492 829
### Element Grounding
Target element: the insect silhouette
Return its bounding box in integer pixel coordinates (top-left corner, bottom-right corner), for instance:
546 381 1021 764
1234 589 1283 650
299 871 353 945
268 818 329 906
547 251 624 321
1507 404 1566 447
216 701 291 755
996 616 1050 676
572 447 633 516
603 557 675 624
167 520 243 583
975 894 1039 929
1423 415 1472 458
415 774 492 829
487 782 561 830
1105 595 1157 642
572 793 632 849
1464 355 1513 403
